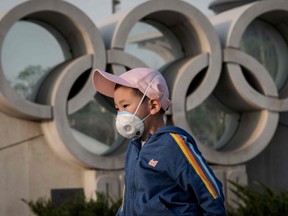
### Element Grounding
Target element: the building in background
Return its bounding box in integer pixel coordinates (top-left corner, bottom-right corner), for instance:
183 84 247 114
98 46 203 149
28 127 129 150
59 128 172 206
209 0 258 13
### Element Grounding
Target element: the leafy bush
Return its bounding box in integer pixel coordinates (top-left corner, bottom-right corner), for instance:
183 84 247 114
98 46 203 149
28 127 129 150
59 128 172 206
227 181 288 216
22 192 122 216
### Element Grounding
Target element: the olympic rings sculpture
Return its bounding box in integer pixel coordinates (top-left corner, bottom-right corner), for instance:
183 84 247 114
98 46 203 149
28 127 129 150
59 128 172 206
0 0 287 169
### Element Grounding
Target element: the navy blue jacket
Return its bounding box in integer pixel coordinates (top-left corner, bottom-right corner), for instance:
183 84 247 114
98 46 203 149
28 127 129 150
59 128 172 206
116 126 226 216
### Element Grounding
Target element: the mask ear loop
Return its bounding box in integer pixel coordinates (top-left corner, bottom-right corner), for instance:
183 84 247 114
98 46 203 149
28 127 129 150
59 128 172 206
131 75 160 122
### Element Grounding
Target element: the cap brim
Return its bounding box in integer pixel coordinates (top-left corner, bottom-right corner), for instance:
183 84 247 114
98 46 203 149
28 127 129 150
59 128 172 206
92 69 135 98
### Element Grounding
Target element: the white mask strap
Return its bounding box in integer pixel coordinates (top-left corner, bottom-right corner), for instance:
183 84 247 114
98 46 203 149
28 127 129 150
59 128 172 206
132 75 160 119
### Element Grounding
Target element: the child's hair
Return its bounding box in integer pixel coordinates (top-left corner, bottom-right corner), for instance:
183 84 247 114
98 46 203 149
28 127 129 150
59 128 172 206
115 84 144 98
114 84 165 114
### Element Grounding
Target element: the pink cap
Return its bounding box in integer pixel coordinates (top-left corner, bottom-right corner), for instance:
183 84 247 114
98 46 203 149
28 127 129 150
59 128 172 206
92 68 171 111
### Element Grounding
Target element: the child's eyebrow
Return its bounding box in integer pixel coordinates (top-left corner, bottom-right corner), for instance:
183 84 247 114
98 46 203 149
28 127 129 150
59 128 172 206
116 99 126 105
114 99 125 108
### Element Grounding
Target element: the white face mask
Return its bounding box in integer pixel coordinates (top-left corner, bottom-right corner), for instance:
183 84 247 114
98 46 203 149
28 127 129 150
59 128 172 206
115 111 146 139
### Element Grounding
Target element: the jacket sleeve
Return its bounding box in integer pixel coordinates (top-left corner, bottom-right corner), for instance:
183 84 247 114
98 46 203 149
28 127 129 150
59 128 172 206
170 133 227 215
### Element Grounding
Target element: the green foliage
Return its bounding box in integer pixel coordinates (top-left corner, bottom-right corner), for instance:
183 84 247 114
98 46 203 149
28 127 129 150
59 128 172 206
68 100 117 145
227 181 288 216
22 192 122 216
13 65 48 98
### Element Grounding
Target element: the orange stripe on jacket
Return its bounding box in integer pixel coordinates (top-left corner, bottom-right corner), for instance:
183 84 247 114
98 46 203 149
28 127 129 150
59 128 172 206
170 133 218 199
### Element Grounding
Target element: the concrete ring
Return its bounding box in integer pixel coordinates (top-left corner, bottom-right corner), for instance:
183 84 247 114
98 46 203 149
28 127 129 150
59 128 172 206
41 55 125 169
211 0 288 111
99 0 222 109
164 52 279 165
0 0 106 119
215 48 283 111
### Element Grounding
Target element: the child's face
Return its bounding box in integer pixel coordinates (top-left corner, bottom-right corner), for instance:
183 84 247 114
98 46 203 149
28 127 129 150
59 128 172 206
114 86 149 119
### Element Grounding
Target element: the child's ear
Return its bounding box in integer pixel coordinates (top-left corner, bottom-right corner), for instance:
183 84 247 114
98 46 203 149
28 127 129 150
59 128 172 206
149 99 161 115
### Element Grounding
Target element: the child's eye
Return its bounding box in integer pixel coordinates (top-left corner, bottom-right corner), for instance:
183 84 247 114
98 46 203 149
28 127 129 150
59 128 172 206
123 104 129 108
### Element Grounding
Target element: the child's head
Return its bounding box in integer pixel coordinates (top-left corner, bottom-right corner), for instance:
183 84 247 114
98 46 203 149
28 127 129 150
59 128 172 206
92 68 171 112
92 68 171 140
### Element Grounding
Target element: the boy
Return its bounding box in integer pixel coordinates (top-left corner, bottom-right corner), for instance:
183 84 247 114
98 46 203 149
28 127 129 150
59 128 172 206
92 68 226 215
